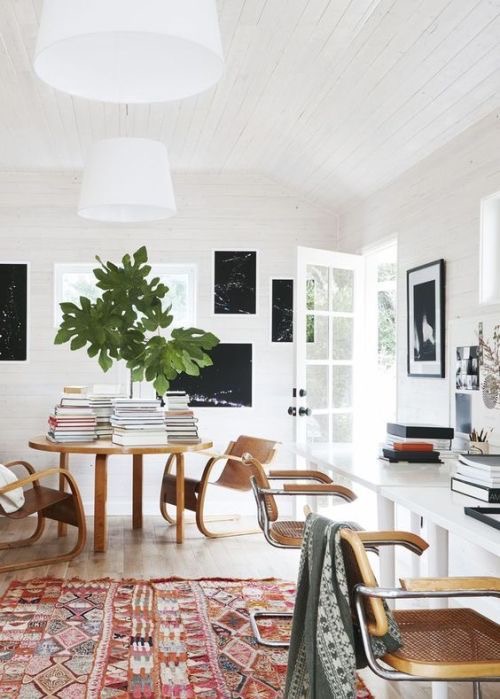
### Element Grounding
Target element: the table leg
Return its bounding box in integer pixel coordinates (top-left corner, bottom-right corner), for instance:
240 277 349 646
427 522 449 699
409 511 422 578
377 493 395 588
94 454 108 553
132 454 143 530
58 452 69 537
175 453 185 544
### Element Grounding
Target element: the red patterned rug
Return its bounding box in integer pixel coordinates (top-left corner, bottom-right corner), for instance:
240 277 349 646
0 577 374 698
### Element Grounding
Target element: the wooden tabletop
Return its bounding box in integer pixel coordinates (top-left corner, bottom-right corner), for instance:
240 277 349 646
29 435 213 455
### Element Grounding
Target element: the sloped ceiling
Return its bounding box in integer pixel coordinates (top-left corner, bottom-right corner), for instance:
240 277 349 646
1 0 500 210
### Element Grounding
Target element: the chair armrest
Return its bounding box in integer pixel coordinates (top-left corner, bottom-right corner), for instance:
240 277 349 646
401 577 500 593
0 468 71 495
356 531 429 556
261 483 356 502
268 469 333 483
355 583 500 602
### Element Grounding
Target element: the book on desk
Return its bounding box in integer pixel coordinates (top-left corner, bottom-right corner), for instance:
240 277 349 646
451 453 500 502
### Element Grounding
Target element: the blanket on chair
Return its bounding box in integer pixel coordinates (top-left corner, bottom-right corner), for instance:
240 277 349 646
285 514 401 699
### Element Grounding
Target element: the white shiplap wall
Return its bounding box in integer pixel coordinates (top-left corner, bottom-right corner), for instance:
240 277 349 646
0 170 337 514
337 108 500 603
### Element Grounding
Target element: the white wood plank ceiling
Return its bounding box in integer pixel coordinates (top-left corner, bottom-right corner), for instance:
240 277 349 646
1 0 500 210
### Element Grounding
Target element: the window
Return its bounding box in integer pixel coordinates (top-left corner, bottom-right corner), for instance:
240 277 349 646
54 263 197 327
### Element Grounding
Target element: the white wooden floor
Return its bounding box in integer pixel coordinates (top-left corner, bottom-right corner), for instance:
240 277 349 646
0 516 497 699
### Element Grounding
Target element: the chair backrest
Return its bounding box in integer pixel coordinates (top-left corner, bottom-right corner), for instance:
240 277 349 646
340 528 390 637
214 435 278 492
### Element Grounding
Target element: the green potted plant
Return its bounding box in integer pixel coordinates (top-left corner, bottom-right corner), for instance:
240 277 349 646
54 246 219 395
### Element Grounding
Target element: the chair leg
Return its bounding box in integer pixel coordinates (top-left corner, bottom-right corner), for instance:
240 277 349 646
0 523 85 575
250 611 292 647
0 513 45 550
473 682 482 699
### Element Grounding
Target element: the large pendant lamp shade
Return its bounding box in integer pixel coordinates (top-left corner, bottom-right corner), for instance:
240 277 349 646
34 0 224 103
78 138 176 223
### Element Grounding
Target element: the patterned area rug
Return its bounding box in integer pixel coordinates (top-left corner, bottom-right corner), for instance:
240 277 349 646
0 577 374 698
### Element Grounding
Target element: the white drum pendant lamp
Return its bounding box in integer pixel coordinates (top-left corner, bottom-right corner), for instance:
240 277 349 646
78 138 177 223
34 0 224 103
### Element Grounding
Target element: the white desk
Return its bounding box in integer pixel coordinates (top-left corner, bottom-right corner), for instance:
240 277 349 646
287 442 453 587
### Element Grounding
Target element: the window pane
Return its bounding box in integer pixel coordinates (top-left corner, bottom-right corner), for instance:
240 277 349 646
306 265 329 311
306 364 329 410
307 414 329 442
331 268 354 312
332 366 352 409
332 317 353 360
332 413 352 443
378 288 396 369
377 261 397 283
306 315 329 360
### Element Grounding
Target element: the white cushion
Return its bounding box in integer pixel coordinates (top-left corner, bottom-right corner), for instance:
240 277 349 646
0 464 25 513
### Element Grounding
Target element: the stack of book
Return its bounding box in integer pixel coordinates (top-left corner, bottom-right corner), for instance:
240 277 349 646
88 385 123 440
165 391 201 444
382 423 454 463
47 387 97 443
111 398 167 446
452 454 500 502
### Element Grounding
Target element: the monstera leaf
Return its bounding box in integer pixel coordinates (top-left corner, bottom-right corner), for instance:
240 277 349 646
55 247 219 393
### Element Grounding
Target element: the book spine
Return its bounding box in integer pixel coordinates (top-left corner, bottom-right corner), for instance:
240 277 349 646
451 478 500 503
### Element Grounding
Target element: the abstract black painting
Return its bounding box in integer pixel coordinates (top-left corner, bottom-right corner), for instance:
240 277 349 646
169 343 252 407
407 259 445 377
214 251 256 314
0 263 28 361
271 279 294 342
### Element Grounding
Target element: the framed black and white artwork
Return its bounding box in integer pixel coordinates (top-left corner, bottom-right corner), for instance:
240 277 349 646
213 250 257 314
407 259 445 377
456 346 479 390
0 263 28 362
169 343 253 407
271 278 294 343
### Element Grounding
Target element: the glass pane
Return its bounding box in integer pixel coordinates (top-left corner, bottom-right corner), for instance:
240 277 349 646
306 315 329 360
378 289 396 369
306 265 329 311
332 413 353 443
307 414 329 442
332 366 352 409
306 364 329 410
332 317 353 360
377 261 396 283
331 268 354 312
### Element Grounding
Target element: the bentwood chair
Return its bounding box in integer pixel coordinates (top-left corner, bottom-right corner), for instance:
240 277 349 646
160 435 279 538
341 528 500 699
0 461 86 573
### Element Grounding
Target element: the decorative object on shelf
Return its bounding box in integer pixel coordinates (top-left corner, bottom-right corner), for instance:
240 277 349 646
271 278 294 343
213 251 257 314
478 323 500 409
170 343 253 407
34 0 224 103
0 263 28 362
78 138 176 223
455 345 479 390
468 427 492 454
407 259 445 377
54 246 219 395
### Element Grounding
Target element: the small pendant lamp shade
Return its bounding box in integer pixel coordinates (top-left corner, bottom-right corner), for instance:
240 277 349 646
78 138 177 223
34 0 224 103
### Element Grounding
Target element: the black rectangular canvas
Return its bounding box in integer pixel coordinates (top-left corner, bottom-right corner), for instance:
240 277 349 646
214 251 256 314
169 343 252 407
407 259 445 377
271 279 293 343
0 263 28 361
455 393 472 435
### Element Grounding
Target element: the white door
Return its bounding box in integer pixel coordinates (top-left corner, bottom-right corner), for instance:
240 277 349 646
295 246 364 445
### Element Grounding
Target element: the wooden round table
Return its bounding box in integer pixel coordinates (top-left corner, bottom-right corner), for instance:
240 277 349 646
29 436 213 552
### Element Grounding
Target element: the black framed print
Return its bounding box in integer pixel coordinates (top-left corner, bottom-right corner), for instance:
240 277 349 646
407 259 445 377
169 343 253 407
0 263 28 362
213 250 257 314
271 278 294 343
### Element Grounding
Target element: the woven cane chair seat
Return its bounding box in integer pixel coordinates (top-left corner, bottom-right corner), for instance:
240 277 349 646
270 520 304 546
385 608 500 678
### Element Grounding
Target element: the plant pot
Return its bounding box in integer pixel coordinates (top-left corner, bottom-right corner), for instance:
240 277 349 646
469 441 489 455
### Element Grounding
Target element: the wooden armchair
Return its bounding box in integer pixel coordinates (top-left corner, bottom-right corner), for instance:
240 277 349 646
341 528 500 699
160 435 279 538
0 461 86 573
